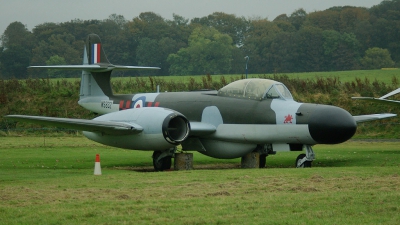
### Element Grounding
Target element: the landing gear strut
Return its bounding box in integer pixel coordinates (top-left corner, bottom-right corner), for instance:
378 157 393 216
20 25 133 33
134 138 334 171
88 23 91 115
296 145 315 168
152 149 174 171
256 144 276 168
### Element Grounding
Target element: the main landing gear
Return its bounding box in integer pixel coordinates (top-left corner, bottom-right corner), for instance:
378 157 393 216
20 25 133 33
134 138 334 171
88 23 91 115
152 145 315 170
295 145 315 168
256 144 276 168
152 149 174 171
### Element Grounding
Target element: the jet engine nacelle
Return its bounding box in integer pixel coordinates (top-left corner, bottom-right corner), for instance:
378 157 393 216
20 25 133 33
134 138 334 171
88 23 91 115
83 107 190 150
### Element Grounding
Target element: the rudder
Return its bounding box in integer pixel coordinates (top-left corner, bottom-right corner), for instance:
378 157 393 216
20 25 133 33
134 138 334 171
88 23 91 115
86 34 110 65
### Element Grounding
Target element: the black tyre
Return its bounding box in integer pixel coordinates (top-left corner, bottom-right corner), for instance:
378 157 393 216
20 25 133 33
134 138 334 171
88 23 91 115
153 151 172 171
295 153 312 168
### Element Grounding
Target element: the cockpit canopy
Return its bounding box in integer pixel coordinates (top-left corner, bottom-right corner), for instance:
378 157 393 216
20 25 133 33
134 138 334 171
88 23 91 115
218 78 293 100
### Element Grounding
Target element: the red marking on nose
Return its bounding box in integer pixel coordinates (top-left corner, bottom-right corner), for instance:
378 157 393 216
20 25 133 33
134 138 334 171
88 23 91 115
284 114 293 123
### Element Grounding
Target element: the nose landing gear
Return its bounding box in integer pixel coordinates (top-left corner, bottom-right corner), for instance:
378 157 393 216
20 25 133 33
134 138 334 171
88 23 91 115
296 145 315 168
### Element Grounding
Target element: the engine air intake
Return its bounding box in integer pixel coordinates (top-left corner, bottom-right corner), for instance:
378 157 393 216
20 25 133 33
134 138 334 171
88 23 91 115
162 114 190 144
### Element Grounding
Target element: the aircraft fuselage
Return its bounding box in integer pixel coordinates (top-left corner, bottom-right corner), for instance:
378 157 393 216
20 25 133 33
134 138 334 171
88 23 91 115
79 90 357 148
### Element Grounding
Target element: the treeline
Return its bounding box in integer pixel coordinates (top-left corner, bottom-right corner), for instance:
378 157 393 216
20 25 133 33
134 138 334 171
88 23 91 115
0 0 399 79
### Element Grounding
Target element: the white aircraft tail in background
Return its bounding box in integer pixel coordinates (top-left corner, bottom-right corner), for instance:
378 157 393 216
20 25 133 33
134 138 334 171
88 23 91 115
352 88 400 105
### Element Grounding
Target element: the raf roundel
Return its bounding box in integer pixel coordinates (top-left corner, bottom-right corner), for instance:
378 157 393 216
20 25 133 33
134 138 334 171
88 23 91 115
133 96 146 108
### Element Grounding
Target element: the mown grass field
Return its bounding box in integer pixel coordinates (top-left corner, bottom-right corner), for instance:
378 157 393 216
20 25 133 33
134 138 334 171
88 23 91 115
1 136 400 224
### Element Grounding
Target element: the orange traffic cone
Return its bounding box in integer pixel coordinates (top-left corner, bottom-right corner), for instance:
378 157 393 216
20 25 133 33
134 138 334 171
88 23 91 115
94 154 102 175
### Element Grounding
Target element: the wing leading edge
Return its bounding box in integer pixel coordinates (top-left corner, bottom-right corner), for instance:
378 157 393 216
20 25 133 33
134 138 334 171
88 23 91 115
5 115 143 135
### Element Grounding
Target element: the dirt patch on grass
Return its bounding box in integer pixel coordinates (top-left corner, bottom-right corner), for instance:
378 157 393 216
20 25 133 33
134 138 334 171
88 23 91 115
206 191 231 197
309 174 324 182
290 186 319 192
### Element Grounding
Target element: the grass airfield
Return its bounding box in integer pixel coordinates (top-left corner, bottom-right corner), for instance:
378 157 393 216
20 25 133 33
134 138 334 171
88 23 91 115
1 136 400 224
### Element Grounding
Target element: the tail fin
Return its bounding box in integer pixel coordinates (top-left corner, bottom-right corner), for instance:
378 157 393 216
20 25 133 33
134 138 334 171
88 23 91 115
79 41 113 99
80 34 113 99
29 33 160 100
86 34 110 65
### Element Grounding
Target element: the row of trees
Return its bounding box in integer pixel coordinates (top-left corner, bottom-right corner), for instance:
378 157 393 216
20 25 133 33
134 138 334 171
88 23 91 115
0 0 399 78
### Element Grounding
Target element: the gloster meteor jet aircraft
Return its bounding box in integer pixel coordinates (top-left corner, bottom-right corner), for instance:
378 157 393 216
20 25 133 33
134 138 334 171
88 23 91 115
6 34 396 171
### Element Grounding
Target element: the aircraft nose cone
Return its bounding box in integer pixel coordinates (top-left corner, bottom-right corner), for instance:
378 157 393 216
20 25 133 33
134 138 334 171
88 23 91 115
308 105 356 144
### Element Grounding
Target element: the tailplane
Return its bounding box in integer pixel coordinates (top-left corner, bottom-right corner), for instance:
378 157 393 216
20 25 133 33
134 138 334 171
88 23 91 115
29 33 160 101
352 88 400 105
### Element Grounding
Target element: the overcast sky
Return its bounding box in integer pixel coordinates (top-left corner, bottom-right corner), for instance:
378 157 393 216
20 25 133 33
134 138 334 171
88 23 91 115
1 0 383 35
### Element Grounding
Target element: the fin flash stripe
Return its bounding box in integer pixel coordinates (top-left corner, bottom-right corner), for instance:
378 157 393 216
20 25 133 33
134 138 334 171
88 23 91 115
92 43 101 64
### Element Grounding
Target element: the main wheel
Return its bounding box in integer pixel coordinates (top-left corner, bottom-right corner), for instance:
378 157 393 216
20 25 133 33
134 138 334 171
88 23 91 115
295 153 312 168
152 151 172 171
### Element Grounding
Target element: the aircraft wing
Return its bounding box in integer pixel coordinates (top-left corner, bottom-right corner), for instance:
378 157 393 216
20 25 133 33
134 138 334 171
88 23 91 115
4 115 143 135
353 113 397 123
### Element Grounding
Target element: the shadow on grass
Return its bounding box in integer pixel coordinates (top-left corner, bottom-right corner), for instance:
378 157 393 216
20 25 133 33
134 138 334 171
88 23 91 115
109 160 355 172
112 163 243 172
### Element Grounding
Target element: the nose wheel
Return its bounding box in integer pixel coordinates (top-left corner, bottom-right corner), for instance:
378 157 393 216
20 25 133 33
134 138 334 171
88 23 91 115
296 145 315 168
295 154 311 168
